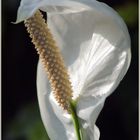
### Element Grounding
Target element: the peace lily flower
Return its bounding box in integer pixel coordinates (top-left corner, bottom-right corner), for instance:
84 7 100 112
16 0 131 140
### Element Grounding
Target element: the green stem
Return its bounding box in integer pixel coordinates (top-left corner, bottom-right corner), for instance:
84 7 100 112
70 100 82 140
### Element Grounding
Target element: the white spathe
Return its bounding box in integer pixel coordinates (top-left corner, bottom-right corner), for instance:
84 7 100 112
16 0 131 140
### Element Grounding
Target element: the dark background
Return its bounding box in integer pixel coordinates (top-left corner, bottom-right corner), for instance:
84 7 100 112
2 0 138 140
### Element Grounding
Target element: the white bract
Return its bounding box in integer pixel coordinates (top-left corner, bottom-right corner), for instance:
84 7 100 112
16 0 131 140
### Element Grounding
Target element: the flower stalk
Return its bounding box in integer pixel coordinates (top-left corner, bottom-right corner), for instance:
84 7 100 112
24 10 82 140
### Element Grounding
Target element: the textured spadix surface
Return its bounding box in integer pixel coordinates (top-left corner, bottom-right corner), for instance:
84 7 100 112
24 11 73 112
16 0 131 140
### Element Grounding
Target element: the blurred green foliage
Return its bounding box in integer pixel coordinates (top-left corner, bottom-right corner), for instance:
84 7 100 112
116 2 138 27
4 104 50 140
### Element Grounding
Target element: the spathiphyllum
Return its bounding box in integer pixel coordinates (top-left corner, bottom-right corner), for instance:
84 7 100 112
16 0 131 140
